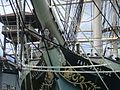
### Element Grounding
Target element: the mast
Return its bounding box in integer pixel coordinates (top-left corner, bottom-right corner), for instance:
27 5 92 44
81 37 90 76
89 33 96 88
111 0 119 59
92 0 102 55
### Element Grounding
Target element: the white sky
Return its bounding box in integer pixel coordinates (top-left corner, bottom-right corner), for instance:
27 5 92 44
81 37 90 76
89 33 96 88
0 0 33 56
0 0 119 57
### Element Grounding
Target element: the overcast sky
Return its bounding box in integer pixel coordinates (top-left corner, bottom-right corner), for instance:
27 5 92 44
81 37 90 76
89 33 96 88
0 0 32 56
0 0 92 56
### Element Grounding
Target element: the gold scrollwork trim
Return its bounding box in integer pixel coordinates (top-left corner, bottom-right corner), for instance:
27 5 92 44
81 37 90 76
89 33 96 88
60 68 101 90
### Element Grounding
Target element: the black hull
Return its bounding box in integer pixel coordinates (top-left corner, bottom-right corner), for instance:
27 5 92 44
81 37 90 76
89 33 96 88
60 46 120 90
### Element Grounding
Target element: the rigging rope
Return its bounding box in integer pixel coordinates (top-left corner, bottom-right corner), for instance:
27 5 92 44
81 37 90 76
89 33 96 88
25 0 120 81
109 0 120 19
91 0 120 81
0 0 16 56
22 68 120 74
23 63 108 69
52 0 84 50
50 0 118 90
4 0 120 89
81 12 100 23
92 0 119 39
78 33 110 90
